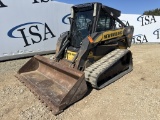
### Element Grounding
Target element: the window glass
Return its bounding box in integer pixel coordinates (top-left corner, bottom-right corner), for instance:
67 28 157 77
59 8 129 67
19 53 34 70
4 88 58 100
96 10 111 32
71 10 93 47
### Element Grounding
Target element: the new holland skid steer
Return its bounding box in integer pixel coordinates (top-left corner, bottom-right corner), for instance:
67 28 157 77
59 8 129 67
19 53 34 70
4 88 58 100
16 2 134 115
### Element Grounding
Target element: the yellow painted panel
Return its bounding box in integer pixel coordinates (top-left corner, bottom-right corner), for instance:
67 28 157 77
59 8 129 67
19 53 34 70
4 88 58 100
94 29 124 43
65 50 77 61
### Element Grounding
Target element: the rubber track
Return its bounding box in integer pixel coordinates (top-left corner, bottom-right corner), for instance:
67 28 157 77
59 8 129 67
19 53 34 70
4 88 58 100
84 49 132 89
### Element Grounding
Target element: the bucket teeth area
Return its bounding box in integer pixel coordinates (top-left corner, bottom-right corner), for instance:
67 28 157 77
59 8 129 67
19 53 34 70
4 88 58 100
16 55 87 115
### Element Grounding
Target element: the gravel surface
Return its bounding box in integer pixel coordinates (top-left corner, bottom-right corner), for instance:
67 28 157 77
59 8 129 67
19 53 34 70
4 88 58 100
0 44 160 120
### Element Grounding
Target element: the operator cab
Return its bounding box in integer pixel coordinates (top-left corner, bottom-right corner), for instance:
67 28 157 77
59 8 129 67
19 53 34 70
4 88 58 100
65 2 125 62
69 2 123 48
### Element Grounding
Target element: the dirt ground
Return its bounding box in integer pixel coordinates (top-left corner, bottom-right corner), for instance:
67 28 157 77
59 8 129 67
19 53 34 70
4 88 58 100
0 44 160 120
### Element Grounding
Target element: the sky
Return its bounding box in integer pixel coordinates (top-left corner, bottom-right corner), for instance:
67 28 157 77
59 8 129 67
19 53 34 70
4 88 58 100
56 0 160 14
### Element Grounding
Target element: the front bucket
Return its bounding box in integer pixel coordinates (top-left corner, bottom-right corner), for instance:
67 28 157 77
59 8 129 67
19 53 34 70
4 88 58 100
16 55 88 115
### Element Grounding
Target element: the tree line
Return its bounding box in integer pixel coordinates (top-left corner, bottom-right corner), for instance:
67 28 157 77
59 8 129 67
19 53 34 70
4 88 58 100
143 8 160 16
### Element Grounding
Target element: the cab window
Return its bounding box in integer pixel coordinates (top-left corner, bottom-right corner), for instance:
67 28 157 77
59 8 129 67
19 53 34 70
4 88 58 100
96 10 112 32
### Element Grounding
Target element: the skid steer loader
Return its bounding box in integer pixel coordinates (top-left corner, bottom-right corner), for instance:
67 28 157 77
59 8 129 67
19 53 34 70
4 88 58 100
16 2 134 115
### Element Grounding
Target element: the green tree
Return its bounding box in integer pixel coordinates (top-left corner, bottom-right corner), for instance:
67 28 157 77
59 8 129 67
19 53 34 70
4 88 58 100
143 8 160 16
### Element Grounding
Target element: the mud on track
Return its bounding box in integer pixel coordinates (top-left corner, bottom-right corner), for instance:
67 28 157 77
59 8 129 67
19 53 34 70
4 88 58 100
0 44 160 120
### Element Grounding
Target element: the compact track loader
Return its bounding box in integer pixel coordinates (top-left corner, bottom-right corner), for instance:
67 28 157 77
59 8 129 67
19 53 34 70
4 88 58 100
16 2 134 115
